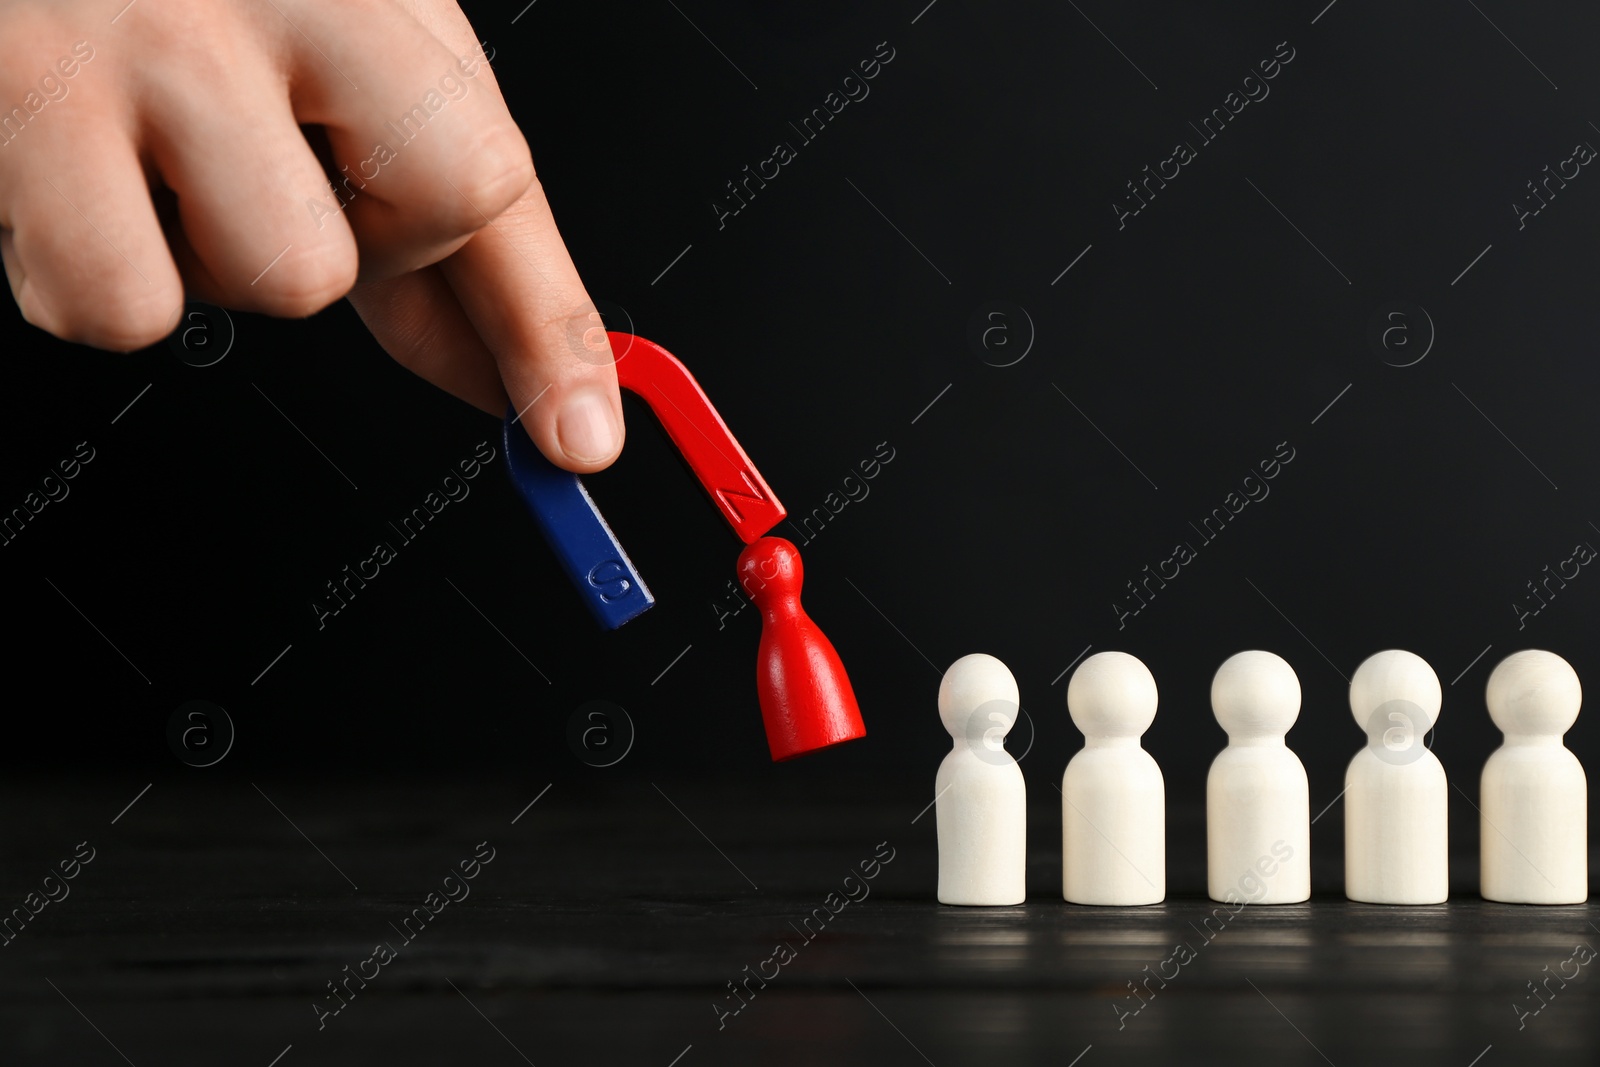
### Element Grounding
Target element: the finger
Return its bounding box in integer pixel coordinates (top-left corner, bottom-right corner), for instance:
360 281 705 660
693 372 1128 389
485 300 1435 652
0 121 183 351
346 266 506 416
438 174 624 473
139 60 358 317
281 3 532 281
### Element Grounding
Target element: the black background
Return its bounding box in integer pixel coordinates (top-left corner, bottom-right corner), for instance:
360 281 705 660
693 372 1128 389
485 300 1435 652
8 4 1600 1065
4 0 1600 883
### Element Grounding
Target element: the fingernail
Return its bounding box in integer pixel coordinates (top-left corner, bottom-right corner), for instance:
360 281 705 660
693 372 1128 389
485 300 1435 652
556 387 621 463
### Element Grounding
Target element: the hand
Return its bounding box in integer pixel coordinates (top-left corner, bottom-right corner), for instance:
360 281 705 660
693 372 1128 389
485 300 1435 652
0 0 623 472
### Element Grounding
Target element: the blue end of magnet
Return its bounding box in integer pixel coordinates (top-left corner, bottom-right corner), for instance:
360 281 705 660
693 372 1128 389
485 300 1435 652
502 409 654 629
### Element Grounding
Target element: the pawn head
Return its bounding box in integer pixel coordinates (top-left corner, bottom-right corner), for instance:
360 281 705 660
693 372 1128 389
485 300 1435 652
1486 649 1581 737
1067 651 1157 739
1348 649 1440 766
737 536 800 602
1349 649 1440 728
938 653 1020 741
1211 650 1301 739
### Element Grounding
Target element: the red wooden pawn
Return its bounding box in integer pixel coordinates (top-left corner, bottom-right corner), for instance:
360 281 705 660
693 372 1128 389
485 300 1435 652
737 537 866 761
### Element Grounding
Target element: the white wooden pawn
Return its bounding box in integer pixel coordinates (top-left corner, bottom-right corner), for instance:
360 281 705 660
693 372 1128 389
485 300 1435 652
1344 649 1448 904
1481 649 1587 904
1063 651 1164 905
935 653 1026 905
1207 651 1311 904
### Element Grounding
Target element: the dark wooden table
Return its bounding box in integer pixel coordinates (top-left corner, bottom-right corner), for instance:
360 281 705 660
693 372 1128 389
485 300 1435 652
1 774 1594 1065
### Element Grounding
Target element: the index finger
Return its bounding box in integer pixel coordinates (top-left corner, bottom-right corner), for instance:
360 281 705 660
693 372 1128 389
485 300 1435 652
437 172 624 473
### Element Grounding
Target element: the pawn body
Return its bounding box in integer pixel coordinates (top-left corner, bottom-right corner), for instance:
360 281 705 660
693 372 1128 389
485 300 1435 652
1345 749 1448 903
1207 651 1310 904
1481 650 1587 904
1063 651 1164 905
737 538 866 761
1344 649 1448 904
935 654 1026 905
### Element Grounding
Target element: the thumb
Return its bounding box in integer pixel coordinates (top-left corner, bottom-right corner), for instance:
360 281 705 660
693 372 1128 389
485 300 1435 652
437 173 624 473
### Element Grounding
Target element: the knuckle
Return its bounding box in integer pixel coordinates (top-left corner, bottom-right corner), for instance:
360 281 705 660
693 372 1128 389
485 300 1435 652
64 288 182 352
439 135 534 230
248 243 358 317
